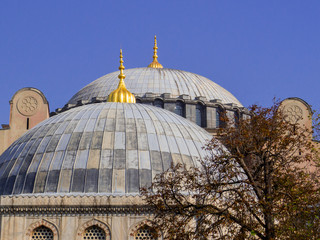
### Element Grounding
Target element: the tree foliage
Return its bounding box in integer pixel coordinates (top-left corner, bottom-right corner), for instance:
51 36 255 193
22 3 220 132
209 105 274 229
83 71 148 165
141 102 320 240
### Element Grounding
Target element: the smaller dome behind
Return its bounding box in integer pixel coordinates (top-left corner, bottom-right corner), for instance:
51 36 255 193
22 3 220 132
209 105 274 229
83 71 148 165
0 103 213 196
67 68 243 107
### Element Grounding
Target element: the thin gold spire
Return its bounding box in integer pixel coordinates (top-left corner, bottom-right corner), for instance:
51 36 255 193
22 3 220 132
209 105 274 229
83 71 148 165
148 35 163 68
107 49 136 103
118 49 126 84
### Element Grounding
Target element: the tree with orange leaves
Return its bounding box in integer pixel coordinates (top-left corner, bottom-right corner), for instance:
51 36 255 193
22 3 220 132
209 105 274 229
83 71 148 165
142 101 320 240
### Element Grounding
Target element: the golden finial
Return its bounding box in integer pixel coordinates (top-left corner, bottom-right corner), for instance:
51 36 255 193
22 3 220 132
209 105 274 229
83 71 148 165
107 49 136 103
118 49 125 80
148 35 163 68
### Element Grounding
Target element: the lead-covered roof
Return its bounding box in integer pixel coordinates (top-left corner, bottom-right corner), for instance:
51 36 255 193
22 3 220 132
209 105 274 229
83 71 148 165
67 68 243 107
0 103 213 195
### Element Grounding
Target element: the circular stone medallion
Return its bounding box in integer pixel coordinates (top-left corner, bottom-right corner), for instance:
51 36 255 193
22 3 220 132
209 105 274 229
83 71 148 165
284 105 303 123
17 96 39 116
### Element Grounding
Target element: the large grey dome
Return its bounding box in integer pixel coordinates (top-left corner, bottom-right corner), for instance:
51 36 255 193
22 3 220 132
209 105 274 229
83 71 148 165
0 102 213 196
67 67 243 107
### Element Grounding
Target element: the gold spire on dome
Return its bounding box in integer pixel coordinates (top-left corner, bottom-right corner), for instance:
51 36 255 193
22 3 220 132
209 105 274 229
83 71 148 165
107 49 136 103
148 35 163 68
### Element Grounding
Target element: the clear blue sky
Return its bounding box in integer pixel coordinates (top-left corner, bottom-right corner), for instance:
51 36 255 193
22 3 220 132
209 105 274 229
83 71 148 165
0 1 319 125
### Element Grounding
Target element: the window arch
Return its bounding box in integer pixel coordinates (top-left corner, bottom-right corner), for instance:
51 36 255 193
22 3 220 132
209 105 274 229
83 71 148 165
216 107 226 128
154 99 164 108
134 225 157 240
175 101 185 117
196 103 206 127
31 226 54 240
26 220 58 240
77 220 110 240
83 225 106 240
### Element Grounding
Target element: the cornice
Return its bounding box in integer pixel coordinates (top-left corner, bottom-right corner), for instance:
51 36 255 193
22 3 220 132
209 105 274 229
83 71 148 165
0 205 154 216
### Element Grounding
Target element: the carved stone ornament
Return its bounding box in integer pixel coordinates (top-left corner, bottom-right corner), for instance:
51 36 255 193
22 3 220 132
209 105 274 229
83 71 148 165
26 219 59 239
129 220 158 238
76 219 111 240
284 105 303 123
17 96 39 116
0 205 154 215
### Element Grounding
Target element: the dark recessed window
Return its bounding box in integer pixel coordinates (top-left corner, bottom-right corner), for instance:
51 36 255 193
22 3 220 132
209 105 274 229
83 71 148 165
175 101 185 117
216 107 226 128
234 111 240 127
154 99 164 108
27 118 30 130
196 103 206 127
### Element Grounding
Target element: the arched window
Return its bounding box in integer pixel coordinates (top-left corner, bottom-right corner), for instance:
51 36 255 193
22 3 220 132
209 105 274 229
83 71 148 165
196 103 206 127
135 225 157 240
216 107 226 128
154 99 164 108
31 226 54 240
175 101 185 117
83 225 106 240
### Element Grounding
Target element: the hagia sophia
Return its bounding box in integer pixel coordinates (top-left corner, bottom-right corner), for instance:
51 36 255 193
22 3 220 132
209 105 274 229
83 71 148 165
0 37 313 240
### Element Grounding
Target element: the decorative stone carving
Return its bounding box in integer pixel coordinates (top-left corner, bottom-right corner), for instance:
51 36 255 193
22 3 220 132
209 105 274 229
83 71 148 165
0 205 154 216
17 96 39 116
26 219 59 240
129 220 158 239
76 219 111 240
284 105 303 123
